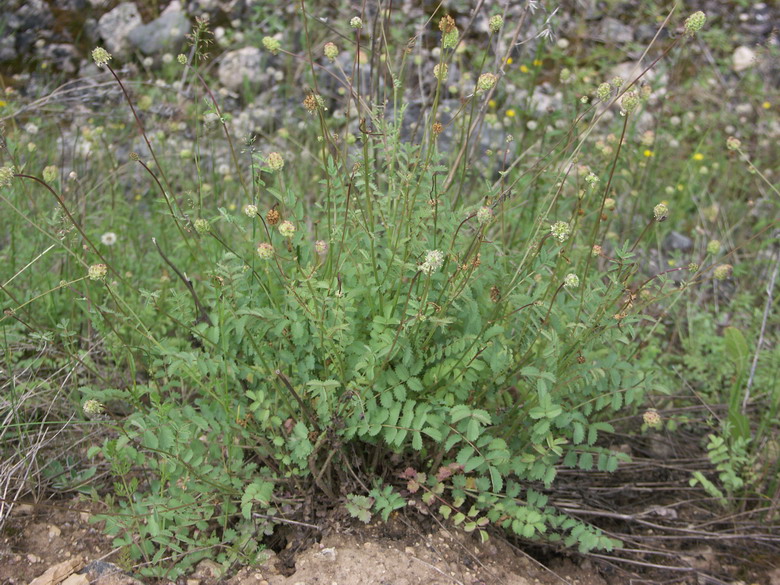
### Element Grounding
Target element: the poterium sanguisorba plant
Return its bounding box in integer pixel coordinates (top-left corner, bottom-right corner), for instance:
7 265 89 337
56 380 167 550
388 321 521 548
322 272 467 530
0 7 712 576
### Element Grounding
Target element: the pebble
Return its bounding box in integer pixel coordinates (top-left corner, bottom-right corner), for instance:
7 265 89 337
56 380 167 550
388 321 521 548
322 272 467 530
733 46 757 72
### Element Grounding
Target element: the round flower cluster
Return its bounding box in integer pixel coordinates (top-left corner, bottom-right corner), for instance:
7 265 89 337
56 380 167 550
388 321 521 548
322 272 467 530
194 218 210 234
88 264 107 281
420 250 445 274
91 47 112 67
315 240 329 255
706 240 721 255
0 165 16 188
550 221 571 242
278 220 296 238
488 14 504 33
476 73 498 93
83 399 105 417
643 409 662 428
563 273 579 289
243 204 258 217
350 16 363 29
177 53 187 65
323 42 338 62
684 11 706 36
620 91 640 115
476 206 494 225
262 36 281 55
303 93 326 114
267 152 284 172
585 172 600 188
603 197 616 211
596 82 611 101
653 203 669 222
433 63 448 81
256 243 274 259
440 15 458 49
43 165 58 184
714 264 733 280
726 136 741 151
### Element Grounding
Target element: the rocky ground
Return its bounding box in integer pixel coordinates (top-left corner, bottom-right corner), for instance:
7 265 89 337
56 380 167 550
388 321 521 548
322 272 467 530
3 497 621 585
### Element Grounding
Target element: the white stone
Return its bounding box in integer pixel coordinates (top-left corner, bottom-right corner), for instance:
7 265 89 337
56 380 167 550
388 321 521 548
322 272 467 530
733 46 757 72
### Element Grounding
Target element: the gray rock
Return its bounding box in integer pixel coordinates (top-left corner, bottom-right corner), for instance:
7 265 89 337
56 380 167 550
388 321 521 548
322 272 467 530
97 2 142 59
598 17 634 44
80 561 144 585
128 1 190 56
218 46 263 92
0 35 17 63
40 43 81 74
663 231 693 253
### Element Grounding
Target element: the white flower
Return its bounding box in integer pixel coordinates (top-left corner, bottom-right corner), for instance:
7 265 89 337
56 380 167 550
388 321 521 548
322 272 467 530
100 232 117 246
278 220 296 238
420 250 445 274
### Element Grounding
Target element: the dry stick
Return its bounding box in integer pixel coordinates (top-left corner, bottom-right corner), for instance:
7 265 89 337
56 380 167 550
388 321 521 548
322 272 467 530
742 241 779 411
151 237 212 326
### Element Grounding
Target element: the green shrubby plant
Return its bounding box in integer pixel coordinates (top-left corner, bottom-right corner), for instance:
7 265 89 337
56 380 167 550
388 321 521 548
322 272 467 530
3 2 777 577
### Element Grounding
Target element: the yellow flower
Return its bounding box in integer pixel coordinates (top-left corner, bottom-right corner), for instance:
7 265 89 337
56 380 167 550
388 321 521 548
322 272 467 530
488 99 497 109
505 57 513 65
533 59 543 67
762 101 771 109
692 152 704 161
0 100 7 108
520 64 529 73
643 150 654 157
505 109 516 118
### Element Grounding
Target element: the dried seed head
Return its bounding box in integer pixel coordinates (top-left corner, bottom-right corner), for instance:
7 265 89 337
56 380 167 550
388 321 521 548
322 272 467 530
439 15 456 33
266 208 281 225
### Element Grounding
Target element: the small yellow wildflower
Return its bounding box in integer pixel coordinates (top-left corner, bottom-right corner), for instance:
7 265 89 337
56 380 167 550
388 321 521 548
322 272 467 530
0 100 7 108
488 99 497 109
761 101 771 109
505 109 516 118
520 64 529 73
505 57 513 65
692 152 704 161
643 150 654 157
533 58 543 67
